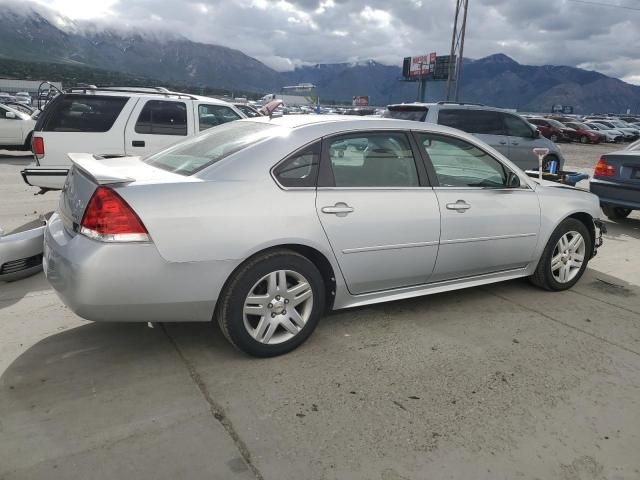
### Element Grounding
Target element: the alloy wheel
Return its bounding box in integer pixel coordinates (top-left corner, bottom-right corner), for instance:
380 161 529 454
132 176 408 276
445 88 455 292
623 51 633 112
243 270 314 345
551 231 586 283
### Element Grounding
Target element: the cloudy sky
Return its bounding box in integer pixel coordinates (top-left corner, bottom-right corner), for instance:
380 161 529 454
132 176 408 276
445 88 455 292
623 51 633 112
27 0 640 84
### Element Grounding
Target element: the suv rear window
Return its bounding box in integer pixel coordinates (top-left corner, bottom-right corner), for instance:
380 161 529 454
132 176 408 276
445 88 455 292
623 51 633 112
143 121 279 175
438 109 505 135
384 106 428 122
38 95 128 132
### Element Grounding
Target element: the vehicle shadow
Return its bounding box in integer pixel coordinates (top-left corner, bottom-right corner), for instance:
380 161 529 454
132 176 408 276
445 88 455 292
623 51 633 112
603 215 640 241
0 151 33 166
0 272 51 311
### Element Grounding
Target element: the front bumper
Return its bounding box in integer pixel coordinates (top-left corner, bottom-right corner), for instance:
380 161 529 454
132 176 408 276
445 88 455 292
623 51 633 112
44 212 235 323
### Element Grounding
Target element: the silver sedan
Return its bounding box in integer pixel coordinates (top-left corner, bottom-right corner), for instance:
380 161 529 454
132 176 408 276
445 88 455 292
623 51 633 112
44 116 605 356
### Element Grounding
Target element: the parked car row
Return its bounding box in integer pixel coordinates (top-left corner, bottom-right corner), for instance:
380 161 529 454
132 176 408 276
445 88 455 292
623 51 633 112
523 114 640 144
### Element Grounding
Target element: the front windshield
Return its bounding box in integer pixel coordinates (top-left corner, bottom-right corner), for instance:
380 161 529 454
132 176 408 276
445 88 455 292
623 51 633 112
143 121 281 175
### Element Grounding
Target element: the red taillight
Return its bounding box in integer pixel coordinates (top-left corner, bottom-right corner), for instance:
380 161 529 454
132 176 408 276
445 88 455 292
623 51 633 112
594 157 615 177
32 136 44 159
80 186 149 242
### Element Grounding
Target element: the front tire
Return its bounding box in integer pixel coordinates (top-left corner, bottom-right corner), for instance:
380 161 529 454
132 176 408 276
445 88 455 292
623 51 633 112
602 206 632 220
216 249 325 357
580 135 588 144
530 218 591 291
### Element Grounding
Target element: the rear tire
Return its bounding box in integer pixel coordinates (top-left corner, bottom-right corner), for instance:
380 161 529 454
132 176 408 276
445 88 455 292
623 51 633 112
602 206 632 220
530 218 591 291
216 249 325 357
580 135 588 144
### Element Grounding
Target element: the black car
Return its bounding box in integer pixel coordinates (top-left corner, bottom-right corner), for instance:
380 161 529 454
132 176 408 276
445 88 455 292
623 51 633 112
590 142 640 219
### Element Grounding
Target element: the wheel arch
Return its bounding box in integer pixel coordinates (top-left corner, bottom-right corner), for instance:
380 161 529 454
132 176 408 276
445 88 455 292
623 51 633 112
565 212 596 258
214 243 338 317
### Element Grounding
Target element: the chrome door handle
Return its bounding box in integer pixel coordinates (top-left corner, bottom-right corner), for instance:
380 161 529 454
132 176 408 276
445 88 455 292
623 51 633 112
446 200 471 212
322 203 354 216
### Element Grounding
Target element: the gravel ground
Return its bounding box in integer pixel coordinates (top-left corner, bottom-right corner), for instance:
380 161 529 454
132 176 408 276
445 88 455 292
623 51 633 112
558 141 626 171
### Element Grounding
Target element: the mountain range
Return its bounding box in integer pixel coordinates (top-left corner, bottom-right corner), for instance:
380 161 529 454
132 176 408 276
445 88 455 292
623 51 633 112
1 5 640 113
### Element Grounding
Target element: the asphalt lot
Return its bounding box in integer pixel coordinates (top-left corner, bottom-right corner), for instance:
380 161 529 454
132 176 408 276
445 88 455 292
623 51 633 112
1 145 640 480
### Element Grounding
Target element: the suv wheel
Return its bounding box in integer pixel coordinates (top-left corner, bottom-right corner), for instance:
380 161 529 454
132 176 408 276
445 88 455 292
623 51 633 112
217 249 325 357
602 206 632 220
530 218 591 291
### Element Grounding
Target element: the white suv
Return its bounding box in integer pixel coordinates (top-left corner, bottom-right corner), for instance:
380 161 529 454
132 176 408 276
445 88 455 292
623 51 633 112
22 87 246 191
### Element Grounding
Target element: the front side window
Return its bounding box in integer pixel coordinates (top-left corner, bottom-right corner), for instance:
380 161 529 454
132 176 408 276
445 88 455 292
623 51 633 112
135 100 187 136
438 109 505 135
504 115 535 138
416 133 509 188
198 104 242 131
327 133 419 187
273 143 320 188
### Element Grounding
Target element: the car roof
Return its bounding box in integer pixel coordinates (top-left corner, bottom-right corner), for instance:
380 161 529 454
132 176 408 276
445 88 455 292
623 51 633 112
62 89 233 105
242 114 485 138
386 102 513 113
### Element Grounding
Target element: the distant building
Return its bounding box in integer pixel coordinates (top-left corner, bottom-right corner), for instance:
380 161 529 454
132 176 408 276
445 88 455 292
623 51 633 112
0 79 62 96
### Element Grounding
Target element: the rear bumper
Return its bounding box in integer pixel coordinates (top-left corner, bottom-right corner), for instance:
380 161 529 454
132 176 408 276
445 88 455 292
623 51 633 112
21 167 69 190
0 219 46 282
44 212 237 323
590 178 640 210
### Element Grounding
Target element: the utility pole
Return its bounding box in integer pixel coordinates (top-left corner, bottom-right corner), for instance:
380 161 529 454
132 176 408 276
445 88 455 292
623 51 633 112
445 0 470 101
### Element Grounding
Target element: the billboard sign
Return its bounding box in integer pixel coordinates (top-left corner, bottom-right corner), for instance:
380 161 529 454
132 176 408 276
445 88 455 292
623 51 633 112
352 96 370 107
403 52 437 78
552 104 574 114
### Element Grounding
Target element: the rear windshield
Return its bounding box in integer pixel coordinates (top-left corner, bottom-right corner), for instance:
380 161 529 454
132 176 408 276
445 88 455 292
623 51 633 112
384 106 428 122
143 121 279 175
38 95 128 132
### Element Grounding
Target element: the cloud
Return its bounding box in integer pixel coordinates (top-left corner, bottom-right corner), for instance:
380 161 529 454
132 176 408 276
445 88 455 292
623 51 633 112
17 0 640 83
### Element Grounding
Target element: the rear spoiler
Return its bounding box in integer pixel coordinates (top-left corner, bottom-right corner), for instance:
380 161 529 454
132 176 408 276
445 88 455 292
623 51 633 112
67 153 135 185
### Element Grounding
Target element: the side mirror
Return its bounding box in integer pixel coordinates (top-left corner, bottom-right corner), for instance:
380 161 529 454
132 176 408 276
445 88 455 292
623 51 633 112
533 129 541 138
5 111 16 119
507 171 521 188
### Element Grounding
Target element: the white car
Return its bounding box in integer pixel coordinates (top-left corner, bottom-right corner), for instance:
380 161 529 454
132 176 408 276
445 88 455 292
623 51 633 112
0 104 36 151
585 122 624 143
22 87 246 191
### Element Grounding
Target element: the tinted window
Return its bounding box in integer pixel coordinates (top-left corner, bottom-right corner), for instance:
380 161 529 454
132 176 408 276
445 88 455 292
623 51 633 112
273 143 320 188
438 109 505 135
327 133 419 187
198 104 242 131
416 133 508 188
40 95 128 132
143 121 278 175
135 100 187 135
384 106 428 122
504 114 534 138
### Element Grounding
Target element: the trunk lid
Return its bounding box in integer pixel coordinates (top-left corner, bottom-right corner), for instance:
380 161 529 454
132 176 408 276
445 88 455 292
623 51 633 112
58 153 195 235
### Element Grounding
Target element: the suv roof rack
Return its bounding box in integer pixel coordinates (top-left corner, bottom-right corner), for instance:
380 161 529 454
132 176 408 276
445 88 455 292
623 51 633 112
436 101 486 106
65 85 200 100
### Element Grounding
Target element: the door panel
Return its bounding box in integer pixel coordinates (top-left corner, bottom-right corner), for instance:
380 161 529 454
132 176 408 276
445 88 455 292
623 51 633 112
415 131 540 282
316 132 440 294
125 99 193 156
503 113 541 170
317 190 440 294
432 189 540 281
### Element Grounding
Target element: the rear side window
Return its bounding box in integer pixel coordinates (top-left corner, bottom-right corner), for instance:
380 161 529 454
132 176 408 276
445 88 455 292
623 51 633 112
384 106 428 122
504 114 535 138
438 109 505 135
135 100 187 136
39 95 128 132
143 121 279 175
273 143 320 188
198 104 242 131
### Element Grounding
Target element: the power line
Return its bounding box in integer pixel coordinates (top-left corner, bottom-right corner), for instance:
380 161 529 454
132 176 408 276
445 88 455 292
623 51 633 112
567 0 640 11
